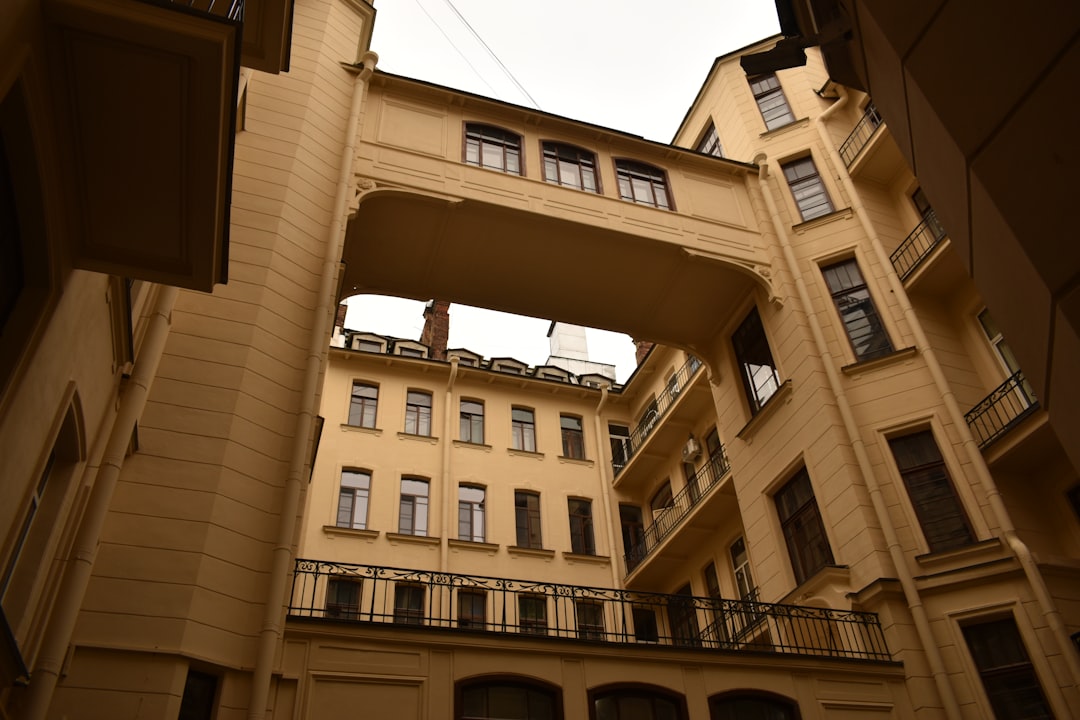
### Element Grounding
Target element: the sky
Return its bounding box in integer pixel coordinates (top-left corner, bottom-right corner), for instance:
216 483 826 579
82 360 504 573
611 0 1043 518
344 0 781 382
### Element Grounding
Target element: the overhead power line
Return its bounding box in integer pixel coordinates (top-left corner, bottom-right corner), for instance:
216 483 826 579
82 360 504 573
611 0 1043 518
411 0 502 99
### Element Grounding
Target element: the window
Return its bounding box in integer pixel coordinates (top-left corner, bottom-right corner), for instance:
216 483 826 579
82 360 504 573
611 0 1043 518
703 563 723 632
609 423 631 471
178 670 219 720
459 485 486 542
560 415 584 459
749 73 795 130
464 123 521 174
978 309 1035 402
633 606 659 643
398 346 425 358
709 693 798 720
568 498 595 555
325 578 361 620
729 537 755 600
650 482 673 516
348 382 378 428
405 390 432 436
962 617 1054 720
356 339 382 353
393 584 425 625
775 468 834 585
782 156 833 221
457 590 486 629
732 307 780 415
336 469 370 530
696 123 723 157
821 259 893 361
576 600 605 640
669 583 700 647
514 491 543 549
615 160 671 209
460 399 484 444
1069 484 1080 521
459 680 558 720
518 594 547 635
592 687 685 720
912 187 947 240
542 142 599 192
889 430 974 552
620 505 645 570
398 478 430 536
511 407 536 452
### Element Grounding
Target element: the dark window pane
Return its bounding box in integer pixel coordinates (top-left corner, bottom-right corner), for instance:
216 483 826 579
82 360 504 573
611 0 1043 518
821 259 893 361
889 431 974 552
732 307 780 414
775 469 834 584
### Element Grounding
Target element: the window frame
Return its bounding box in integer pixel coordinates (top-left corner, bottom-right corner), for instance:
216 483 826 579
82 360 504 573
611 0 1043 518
511 406 537 452
568 498 595 555
336 468 371 530
463 123 523 175
560 414 585 459
821 257 893 361
782 156 834 222
541 141 600 193
575 600 605 640
404 389 433 437
708 691 801 720
609 423 631 472
961 615 1055 720
518 593 548 635
458 484 486 543
460 398 484 444
457 589 487 630
614 159 673 210
774 468 835 585
589 684 688 720
398 477 430 537
731 306 781 416
456 676 562 720
393 583 426 625
514 490 543 549
696 122 723 157
325 577 362 620
748 73 796 131
348 381 378 428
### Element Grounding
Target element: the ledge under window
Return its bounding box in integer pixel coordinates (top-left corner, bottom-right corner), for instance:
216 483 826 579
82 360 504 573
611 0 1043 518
792 207 854 234
340 424 382 436
759 117 810 138
841 346 918 376
448 538 499 553
915 538 1004 573
780 564 851 606
453 440 493 451
557 456 594 467
736 379 793 442
562 551 610 565
386 532 440 546
397 432 438 444
508 546 555 559
322 525 379 540
507 448 545 460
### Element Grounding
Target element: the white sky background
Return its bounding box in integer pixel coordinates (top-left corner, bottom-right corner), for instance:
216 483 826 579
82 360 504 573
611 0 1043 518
344 0 781 382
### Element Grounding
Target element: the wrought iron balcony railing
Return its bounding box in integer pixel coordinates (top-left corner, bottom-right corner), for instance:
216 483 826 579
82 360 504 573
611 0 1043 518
838 103 883 167
164 0 245 21
625 449 731 573
889 210 947 280
289 560 892 661
965 370 1039 448
612 355 702 476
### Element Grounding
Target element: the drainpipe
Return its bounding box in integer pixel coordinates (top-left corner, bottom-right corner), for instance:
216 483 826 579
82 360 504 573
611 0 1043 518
755 154 963 720
813 98 1080 692
23 285 179 720
440 357 460 571
590 387 621 587
246 50 378 720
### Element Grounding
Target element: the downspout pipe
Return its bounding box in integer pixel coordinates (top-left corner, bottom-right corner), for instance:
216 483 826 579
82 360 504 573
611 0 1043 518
755 155 963 720
590 387 621 587
813 95 1080 692
23 285 180 720
246 50 378 720
440 357 460 571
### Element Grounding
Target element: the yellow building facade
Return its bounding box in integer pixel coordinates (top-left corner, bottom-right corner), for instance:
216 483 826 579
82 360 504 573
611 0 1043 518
0 0 1077 718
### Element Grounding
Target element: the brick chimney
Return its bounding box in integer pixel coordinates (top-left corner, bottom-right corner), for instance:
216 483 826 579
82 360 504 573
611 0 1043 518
420 300 450 360
334 302 348 332
633 339 655 365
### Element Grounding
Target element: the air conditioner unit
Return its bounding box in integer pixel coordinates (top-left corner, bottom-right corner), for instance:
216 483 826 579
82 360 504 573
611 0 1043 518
682 437 702 462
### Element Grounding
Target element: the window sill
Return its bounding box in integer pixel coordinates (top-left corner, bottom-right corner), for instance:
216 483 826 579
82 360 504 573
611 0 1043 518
507 448 545 460
780 564 850 605
448 538 500 553
736 379 793 442
397 432 438 444
340 424 382 436
841 346 918 376
759 117 810 138
322 525 379 540
453 440 492 451
914 538 1004 572
791 207 853 234
562 552 610 565
557 455 594 467
386 532 440 546
508 546 556 559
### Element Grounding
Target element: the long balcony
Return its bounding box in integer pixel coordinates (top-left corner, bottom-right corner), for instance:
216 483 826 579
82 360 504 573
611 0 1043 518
612 355 708 489
626 449 731 574
965 370 1039 448
890 210 948 281
289 560 892 662
838 103 883 166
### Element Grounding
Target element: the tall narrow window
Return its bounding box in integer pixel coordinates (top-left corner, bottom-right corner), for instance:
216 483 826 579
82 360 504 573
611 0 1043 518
348 382 378 428
519 594 548 635
703 563 724 636
568 498 595 555
696 123 723 157
393 584 425 625
775 469 834 585
178 670 219 720
633 606 659 642
458 485 486 542
560 414 584 459
889 430 974 552
515 490 542 548
615 160 671 209
821 259 893 361
511 407 536 452
749 73 795 130
962 617 1054 720
782 157 833 221
620 504 645 570
609 423 631 472
669 583 701 647
912 187 946 240
576 600 605 640
398 478 430 536
336 469 370 530
732 306 780 415
325 578 361 620
464 123 521 174
978 309 1035 401
460 399 484 444
542 142 599 192
729 537 755 600
457 590 486 629
404 390 432 436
